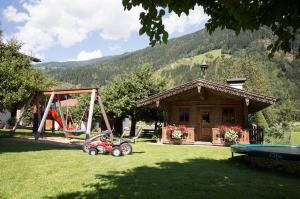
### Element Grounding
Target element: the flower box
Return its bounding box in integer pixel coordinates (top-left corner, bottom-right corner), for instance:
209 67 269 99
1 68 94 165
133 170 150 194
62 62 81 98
166 124 188 145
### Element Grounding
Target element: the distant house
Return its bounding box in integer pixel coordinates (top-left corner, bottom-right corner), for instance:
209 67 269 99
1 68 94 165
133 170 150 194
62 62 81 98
137 78 277 145
0 110 11 128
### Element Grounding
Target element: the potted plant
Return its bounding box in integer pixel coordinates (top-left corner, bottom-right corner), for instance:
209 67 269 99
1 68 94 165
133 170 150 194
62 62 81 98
166 124 188 145
219 125 242 146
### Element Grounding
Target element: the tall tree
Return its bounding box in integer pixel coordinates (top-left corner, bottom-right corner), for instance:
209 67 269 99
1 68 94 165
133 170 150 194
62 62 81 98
0 38 53 111
102 64 165 136
123 0 300 56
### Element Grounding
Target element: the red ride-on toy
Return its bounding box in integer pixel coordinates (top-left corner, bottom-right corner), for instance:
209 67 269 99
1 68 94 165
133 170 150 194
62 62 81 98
88 141 123 156
83 130 132 157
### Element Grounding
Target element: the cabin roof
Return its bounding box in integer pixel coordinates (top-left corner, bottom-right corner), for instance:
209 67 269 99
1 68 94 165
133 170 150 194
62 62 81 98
137 79 277 110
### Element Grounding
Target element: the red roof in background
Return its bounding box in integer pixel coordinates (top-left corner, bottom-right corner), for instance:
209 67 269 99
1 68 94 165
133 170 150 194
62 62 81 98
56 99 78 107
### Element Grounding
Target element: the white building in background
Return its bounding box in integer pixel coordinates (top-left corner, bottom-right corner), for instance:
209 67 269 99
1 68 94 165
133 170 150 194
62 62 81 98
123 117 131 129
0 110 11 128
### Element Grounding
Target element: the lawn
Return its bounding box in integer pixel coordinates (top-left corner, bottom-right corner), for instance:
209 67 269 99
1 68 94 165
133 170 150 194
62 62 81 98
0 139 300 199
291 131 300 145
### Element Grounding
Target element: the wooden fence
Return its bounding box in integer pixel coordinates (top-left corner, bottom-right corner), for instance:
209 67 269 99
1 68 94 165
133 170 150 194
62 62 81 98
249 125 264 144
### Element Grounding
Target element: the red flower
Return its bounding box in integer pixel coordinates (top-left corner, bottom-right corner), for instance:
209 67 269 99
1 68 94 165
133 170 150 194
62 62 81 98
218 125 243 133
178 125 187 133
166 124 175 132
231 126 242 133
166 124 188 138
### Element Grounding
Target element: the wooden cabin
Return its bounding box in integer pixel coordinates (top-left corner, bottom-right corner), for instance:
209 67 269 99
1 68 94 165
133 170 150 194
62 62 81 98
137 79 277 145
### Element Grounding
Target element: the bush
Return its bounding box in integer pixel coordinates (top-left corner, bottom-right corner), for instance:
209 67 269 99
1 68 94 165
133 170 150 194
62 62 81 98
252 112 269 129
264 123 292 144
291 122 300 132
224 129 238 142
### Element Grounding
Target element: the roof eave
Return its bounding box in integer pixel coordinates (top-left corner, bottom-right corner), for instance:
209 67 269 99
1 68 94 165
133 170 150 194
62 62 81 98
136 79 277 107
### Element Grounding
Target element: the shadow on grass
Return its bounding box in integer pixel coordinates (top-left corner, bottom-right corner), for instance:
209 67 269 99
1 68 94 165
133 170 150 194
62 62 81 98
47 157 300 199
0 130 67 139
0 139 76 153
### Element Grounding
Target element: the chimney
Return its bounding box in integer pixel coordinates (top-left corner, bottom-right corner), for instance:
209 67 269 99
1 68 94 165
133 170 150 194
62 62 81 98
226 78 246 89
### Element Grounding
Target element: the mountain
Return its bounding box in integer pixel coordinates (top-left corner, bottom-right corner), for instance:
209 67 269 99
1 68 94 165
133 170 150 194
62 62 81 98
35 54 125 70
43 27 275 87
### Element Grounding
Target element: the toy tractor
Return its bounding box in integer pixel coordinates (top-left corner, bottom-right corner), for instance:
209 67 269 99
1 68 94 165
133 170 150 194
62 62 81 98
83 130 132 157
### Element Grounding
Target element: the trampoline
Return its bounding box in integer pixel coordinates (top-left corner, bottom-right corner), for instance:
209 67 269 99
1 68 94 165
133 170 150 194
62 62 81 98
231 144 300 161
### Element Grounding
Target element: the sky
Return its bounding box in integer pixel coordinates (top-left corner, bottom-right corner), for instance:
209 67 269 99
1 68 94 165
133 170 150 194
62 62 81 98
0 0 209 62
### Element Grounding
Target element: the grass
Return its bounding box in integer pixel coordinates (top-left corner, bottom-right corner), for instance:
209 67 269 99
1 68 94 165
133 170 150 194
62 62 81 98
291 131 300 145
291 122 300 145
192 49 230 63
0 139 300 199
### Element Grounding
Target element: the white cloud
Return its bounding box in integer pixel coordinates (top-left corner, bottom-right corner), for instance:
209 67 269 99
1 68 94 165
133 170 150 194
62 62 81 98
108 45 121 51
4 1 209 58
5 0 142 54
70 49 103 61
164 6 210 34
3 6 29 23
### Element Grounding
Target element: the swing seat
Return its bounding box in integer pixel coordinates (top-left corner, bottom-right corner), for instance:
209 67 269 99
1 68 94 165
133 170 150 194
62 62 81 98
65 129 85 134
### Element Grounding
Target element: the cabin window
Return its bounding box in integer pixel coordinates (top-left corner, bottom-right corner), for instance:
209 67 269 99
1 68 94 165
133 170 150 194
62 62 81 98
201 112 210 124
222 108 235 124
179 108 189 122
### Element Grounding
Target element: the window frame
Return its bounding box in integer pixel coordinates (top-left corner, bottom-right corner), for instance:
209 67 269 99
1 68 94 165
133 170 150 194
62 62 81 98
201 111 210 124
222 107 236 125
179 108 189 122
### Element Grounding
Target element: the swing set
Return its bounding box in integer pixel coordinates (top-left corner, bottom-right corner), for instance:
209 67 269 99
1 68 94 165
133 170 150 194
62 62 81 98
13 88 112 140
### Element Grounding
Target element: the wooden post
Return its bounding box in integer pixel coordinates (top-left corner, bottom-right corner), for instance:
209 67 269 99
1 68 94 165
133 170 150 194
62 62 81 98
37 94 42 132
97 94 113 138
162 109 168 126
197 85 202 94
57 99 66 131
57 99 68 138
156 100 160 108
12 95 34 132
36 92 55 140
244 98 249 128
86 89 96 140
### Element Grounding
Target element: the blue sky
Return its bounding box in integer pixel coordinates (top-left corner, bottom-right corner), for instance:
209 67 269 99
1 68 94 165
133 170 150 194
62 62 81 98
0 0 209 62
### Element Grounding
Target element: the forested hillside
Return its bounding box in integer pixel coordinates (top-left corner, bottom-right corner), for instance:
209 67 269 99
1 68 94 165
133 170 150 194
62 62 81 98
43 27 300 123
45 27 274 86
35 54 124 70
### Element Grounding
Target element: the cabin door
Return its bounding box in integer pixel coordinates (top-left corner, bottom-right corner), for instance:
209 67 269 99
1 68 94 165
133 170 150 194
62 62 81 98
198 111 212 141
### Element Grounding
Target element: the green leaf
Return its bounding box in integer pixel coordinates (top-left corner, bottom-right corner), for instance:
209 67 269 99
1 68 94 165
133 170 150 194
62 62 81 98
162 31 168 43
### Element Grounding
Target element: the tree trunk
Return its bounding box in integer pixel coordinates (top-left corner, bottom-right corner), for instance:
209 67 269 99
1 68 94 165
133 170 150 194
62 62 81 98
154 120 158 132
32 104 39 133
114 117 123 136
130 116 136 137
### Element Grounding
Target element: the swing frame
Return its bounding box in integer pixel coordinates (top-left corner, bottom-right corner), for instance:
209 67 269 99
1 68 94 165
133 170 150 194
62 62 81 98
64 95 88 133
13 87 112 140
